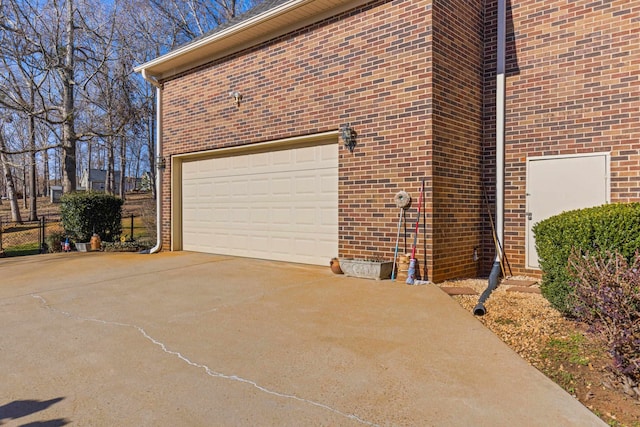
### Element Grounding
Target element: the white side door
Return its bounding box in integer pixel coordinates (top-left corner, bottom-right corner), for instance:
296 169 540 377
526 153 609 269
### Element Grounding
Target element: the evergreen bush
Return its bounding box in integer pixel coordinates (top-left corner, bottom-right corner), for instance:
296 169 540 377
60 192 124 242
533 203 640 315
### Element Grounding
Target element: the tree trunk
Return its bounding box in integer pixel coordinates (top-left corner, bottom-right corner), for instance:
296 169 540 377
106 135 115 195
61 0 77 194
0 132 22 224
22 159 27 210
133 143 141 191
28 89 38 220
87 140 92 174
43 148 49 197
119 136 126 199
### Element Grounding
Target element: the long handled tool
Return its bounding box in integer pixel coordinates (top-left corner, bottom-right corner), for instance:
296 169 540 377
481 183 512 277
406 180 424 285
391 191 411 281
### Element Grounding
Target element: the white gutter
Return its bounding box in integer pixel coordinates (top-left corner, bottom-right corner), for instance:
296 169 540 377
141 70 163 254
495 0 506 261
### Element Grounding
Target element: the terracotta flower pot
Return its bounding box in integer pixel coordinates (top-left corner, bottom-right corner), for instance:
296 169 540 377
330 257 343 274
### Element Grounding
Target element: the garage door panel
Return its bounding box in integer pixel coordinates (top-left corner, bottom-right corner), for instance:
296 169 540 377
295 176 317 194
181 143 338 265
273 150 293 165
230 179 249 195
251 207 270 224
271 177 292 195
213 181 232 197
232 155 250 170
294 207 316 226
251 180 269 197
271 207 292 225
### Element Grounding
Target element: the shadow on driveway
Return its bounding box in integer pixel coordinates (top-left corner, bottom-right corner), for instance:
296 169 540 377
0 398 69 426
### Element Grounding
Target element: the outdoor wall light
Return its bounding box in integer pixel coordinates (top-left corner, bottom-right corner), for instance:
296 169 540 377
229 91 242 107
156 156 166 170
340 123 357 153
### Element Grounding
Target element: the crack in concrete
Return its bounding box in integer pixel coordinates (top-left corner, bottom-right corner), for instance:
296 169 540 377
32 295 379 427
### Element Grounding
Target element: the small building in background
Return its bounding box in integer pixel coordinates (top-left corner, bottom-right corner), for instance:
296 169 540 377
49 186 63 203
80 169 121 193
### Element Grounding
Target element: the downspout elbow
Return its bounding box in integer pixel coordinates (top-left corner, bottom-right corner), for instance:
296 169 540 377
473 261 501 316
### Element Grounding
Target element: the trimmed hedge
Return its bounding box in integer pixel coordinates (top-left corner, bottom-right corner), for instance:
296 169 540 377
533 203 640 315
60 192 124 242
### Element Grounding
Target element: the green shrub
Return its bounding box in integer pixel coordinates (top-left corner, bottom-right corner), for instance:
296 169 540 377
46 229 66 253
101 238 154 253
60 192 124 242
533 203 640 315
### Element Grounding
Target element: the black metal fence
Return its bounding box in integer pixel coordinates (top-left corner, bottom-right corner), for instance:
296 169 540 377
0 213 153 257
0 215 64 257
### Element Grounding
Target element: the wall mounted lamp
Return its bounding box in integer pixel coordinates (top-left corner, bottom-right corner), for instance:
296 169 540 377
340 123 357 153
229 91 243 107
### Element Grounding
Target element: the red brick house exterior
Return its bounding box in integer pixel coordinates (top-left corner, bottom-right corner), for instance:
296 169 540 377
136 0 639 282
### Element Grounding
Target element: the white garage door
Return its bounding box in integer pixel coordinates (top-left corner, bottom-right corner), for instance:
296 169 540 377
181 143 338 265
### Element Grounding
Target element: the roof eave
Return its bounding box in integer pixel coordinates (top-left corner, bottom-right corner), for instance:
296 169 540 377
134 0 366 81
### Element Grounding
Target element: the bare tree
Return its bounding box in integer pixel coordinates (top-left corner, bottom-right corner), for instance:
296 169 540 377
0 0 75 194
0 0 265 209
124 0 261 200
84 52 139 197
0 2 52 219
0 123 22 223
1 0 122 194
60 0 77 194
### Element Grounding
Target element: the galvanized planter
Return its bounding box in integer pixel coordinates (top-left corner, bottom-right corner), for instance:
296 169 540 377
75 242 89 252
339 259 393 280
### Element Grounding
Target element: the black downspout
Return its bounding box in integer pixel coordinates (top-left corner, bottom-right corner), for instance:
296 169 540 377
473 261 501 316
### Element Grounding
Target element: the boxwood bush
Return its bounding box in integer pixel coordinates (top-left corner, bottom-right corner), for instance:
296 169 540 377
533 203 640 315
60 192 124 242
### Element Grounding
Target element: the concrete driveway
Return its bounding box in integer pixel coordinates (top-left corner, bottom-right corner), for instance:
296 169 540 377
0 252 604 426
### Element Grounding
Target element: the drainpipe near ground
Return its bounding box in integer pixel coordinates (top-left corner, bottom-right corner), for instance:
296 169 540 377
140 70 163 254
474 0 506 316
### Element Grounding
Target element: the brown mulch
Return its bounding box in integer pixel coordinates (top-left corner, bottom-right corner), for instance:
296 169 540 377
438 278 640 427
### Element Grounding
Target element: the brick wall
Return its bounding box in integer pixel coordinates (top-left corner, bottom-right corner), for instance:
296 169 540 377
483 0 640 276
431 0 485 282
